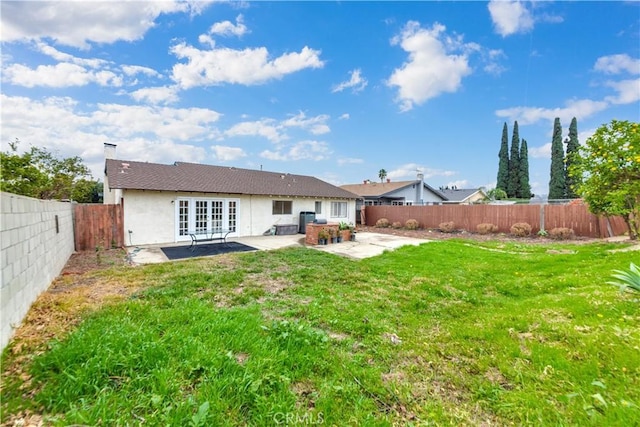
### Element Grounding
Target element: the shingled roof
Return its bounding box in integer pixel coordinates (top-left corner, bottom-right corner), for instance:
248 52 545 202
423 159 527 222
105 159 358 199
438 188 485 203
340 180 446 199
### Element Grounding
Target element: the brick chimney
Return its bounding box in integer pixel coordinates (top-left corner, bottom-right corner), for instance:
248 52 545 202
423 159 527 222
386 178 390 183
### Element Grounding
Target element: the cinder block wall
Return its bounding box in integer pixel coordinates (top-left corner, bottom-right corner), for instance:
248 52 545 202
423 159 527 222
1 192 75 351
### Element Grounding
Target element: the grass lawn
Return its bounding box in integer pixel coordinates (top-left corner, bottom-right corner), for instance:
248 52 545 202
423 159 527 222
1 239 639 425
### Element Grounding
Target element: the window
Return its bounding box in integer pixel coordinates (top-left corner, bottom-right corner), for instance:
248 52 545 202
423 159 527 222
405 201 414 206
331 201 347 218
272 200 292 215
315 201 322 214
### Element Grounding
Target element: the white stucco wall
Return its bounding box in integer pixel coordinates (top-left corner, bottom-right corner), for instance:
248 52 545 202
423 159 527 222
1 192 75 351
121 190 356 246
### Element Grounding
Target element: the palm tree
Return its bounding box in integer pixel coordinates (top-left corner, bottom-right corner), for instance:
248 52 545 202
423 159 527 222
378 169 387 183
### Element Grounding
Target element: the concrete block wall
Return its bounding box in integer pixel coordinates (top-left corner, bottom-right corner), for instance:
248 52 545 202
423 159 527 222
1 192 75 351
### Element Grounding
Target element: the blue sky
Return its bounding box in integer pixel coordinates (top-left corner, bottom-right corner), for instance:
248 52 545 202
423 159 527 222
1 1 639 197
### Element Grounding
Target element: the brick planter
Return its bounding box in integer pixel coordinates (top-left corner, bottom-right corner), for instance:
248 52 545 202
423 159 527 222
305 223 351 245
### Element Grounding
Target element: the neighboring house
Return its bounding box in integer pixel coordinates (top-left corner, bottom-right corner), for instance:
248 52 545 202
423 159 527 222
340 174 486 221
103 144 358 246
438 188 486 204
341 175 445 207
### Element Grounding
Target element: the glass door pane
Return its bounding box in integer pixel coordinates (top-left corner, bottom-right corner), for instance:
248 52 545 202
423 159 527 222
212 200 223 230
178 200 189 236
195 200 208 233
228 200 237 232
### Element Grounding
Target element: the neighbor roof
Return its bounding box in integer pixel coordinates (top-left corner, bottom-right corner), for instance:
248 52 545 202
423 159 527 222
105 159 358 199
340 180 445 199
438 188 484 202
340 180 416 197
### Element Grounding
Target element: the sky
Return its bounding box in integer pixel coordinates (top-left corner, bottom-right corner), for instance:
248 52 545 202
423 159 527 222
1 1 639 197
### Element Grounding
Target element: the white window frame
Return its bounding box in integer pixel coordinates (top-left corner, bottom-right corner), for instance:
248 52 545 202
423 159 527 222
272 200 292 215
331 201 348 218
175 197 240 241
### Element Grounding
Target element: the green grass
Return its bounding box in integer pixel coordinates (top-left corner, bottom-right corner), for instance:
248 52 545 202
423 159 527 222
2 239 639 425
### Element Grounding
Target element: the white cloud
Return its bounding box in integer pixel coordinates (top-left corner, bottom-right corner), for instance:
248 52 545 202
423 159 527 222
0 1 211 49
0 94 213 178
338 157 363 165
129 86 180 105
495 98 609 125
529 143 551 159
224 112 330 142
93 104 222 141
332 69 368 93
594 54 640 75
338 113 350 120
35 43 103 69
3 62 123 88
387 21 472 111
209 14 248 37
605 78 640 105
483 49 507 76
225 119 285 143
261 140 331 161
488 0 534 37
281 112 330 135
212 145 247 161
446 180 469 189
388 163 456 180
121 65 160 78
171 43 324 88
3 43 165 89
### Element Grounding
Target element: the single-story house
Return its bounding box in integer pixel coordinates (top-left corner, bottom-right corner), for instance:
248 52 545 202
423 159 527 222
340 174 486 221
103 144 358 246
438 188 486 204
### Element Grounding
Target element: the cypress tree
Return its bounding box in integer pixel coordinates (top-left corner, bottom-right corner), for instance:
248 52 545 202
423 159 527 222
496 122 509 193
548 117 566 199
507 121 520 198
519 139 531 199
564 117 579 198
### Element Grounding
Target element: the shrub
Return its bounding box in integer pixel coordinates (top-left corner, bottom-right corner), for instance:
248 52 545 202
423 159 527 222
510 222 532 237
476 223 498 234
439 221 455 233
549 227 575 240
375 218 390 228
537 229 549 237
405 219 419 230
391 221 402 229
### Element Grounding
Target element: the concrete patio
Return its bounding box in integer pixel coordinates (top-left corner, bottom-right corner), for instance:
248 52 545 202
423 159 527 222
126 232 432 265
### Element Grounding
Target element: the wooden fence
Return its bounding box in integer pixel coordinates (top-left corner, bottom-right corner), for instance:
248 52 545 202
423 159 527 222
74 204 124 251
363 204 628 238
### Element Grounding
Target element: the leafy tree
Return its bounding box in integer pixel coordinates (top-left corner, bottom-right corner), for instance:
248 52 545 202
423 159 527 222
484 187 507 202
0 140 99 203
564 117 580 198
378 168 387 183
0 139 48 197
496 122 509 193
519 139 532 199
548 117 566 199
568 120 640 240
507 121 521 198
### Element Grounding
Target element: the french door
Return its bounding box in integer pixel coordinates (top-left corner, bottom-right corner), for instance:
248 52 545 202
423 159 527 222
176 198 238 241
